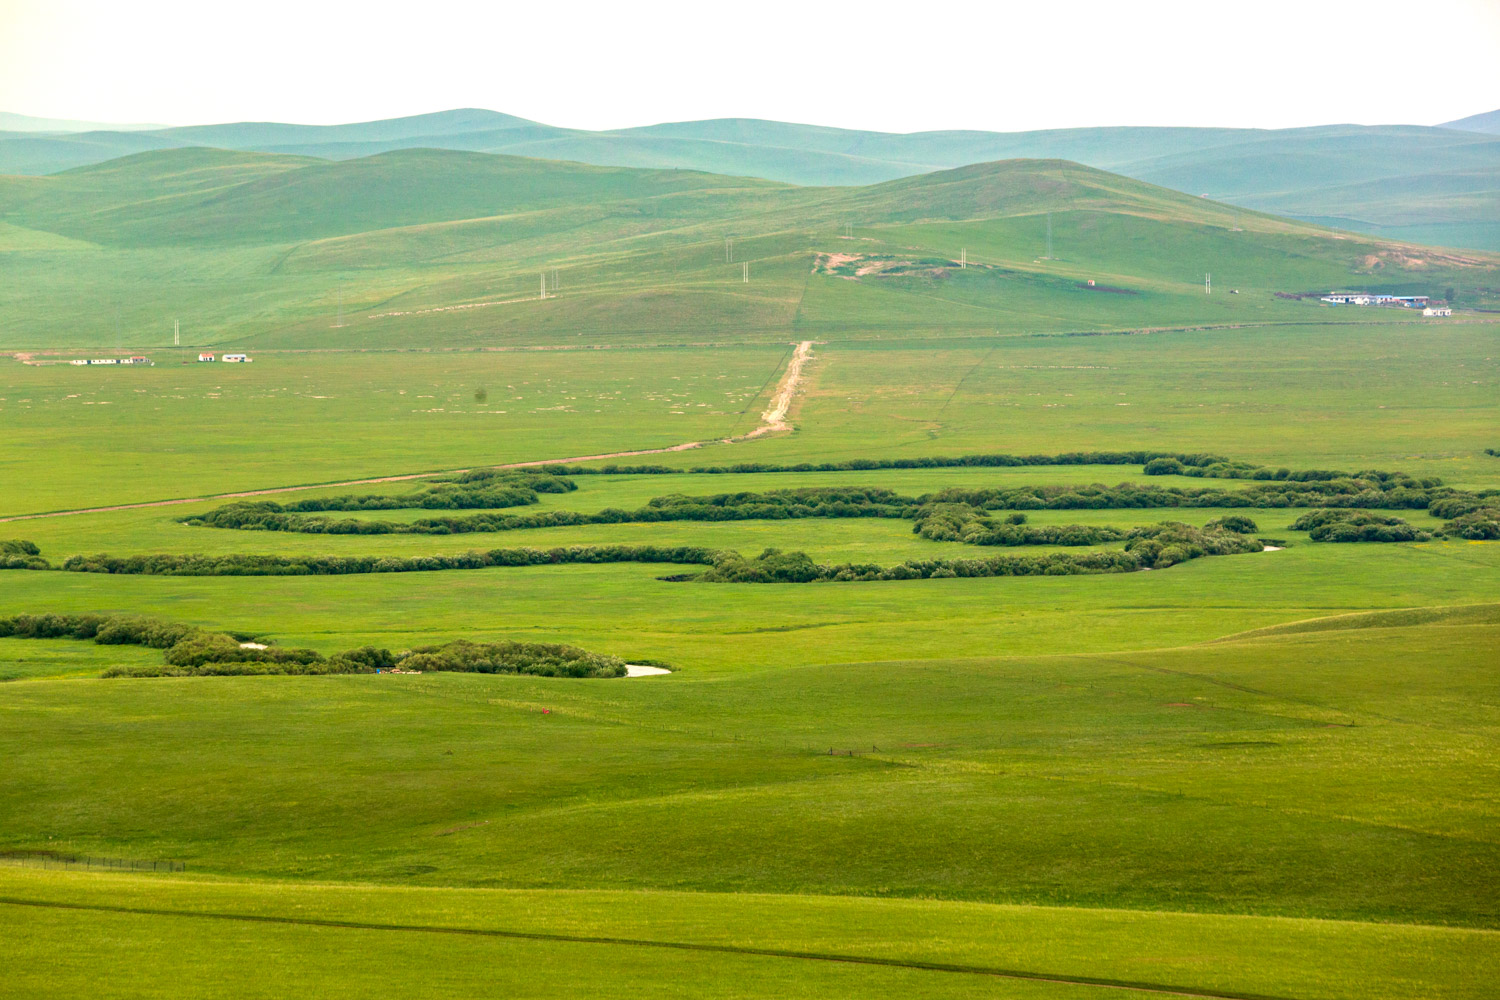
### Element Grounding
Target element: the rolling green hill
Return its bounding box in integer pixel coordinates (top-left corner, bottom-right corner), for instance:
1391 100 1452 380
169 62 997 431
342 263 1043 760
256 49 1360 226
1 145 1493 351
5 109 1500 248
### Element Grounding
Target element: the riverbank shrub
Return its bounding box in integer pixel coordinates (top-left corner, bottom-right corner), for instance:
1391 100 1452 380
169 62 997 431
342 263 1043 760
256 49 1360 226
911 503 1128 546
0 539 49 570
62 545 721 577
400 640 624 678
0 613 625 679
1290 509 1430 542
699 522 1260 583
1442 508 1500 540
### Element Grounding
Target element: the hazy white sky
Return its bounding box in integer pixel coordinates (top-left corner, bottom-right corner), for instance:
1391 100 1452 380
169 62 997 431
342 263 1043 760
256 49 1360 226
2 0 1497 132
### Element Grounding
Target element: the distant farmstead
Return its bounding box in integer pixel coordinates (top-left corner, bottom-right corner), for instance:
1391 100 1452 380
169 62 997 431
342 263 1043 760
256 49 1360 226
222 353 250 363
1320 292 1429 307
1423 305 1453 317
198 353 215 362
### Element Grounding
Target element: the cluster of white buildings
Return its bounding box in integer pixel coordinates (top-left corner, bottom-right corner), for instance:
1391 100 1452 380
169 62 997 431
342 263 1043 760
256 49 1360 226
69 356 152 366
1320 292 1428 307
197 353 251 363
1320 292 1453 317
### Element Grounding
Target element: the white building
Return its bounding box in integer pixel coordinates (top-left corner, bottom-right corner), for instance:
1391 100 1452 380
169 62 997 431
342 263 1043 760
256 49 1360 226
198 353 215 362
222 354 249 363
1423 306 1453 317
69 359 88 366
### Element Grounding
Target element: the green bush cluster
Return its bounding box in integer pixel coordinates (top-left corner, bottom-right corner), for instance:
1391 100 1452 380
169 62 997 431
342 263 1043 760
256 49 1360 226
1289 509 1431 542
1442 509 1500 540
699 522 1261 583
0 539 49 570
927 475 1446 512
62 545 720 577
1143 458 1381 482
400 640 624 678
0 613 626 679
912 503 1128 546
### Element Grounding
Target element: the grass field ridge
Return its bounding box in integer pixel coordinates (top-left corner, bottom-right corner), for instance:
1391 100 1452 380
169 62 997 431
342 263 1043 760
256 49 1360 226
1209 603 1500 642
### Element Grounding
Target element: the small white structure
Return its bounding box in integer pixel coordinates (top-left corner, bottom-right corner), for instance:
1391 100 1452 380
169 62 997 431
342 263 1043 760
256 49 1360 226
69 359 88 366
198 353 215 362
222 353 249 363
1423 306 1453 317
88 358 118 365
128 356 151 365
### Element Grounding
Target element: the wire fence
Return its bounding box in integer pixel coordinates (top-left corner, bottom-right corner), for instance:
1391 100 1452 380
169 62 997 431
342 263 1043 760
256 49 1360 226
0 851 185 873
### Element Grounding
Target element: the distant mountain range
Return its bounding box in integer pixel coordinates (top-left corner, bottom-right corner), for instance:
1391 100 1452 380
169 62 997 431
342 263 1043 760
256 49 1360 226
1440 108 1500 134
0 111 166 133
3 107 1498 249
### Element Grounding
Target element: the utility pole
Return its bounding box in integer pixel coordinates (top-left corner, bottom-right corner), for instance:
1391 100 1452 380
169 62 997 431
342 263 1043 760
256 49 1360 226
725 237 733 264
1205 273 1212 294
960 248 967 269
742 262 749 283
540 273 547 300
173 319 180 347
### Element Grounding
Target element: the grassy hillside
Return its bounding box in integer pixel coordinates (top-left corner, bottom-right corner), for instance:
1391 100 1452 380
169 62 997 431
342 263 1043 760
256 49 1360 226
2 145 1493 352
6 110 1499 247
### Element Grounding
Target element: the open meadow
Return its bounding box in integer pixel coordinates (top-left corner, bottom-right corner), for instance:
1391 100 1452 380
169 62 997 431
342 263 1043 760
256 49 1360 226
2 143 1498 998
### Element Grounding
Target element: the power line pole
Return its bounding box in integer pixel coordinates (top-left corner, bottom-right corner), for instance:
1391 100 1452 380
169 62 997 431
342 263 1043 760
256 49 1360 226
960 248 967 269
725 237 733 264
742 262 749 283
539 273 547 300
173 319 179 347
1205 273 1212 294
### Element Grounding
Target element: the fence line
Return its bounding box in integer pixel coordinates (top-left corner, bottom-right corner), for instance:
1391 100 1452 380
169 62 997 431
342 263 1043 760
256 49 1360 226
0 851 185 873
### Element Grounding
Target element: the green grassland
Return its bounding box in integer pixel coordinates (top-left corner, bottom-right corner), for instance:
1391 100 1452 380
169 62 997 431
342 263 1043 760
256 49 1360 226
2 146 1498 997
2 867 1495 1000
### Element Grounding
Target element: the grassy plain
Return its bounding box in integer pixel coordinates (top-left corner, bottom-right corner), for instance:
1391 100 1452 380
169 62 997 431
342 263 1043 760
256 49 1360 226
4 868 1496 1000
2 146 1498 997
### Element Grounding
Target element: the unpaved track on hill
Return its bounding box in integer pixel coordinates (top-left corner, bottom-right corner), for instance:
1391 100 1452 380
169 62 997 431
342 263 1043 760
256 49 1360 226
0 342 817 524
